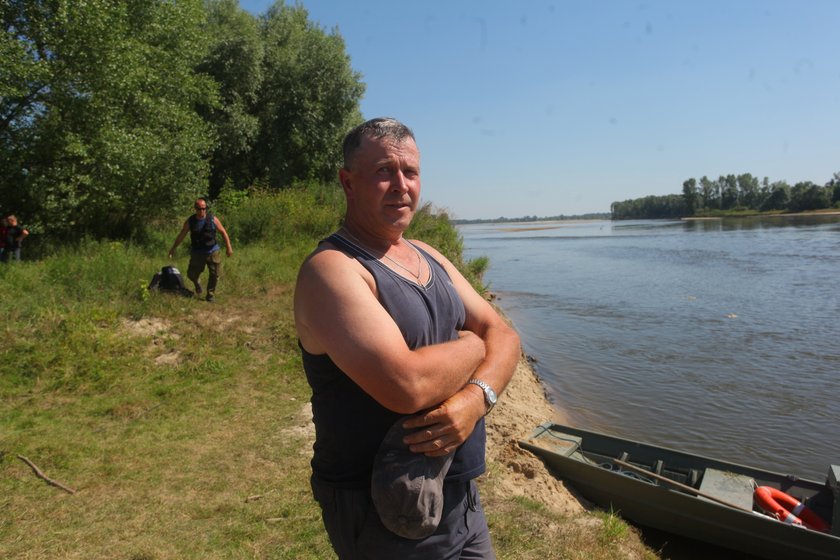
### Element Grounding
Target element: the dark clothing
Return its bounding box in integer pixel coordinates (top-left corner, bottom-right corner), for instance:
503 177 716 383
311 478 495 560
187 250 222 296
1 225 23 262
302 233 486 490
4 225 24 250
303 232 494 559
188 214 219 254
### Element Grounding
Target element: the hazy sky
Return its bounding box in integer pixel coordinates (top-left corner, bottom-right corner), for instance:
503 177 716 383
239 1 839 220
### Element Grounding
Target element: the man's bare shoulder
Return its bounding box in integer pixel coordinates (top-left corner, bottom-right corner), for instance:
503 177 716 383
297 241 373 294
300 241 354 274
295 241 381 356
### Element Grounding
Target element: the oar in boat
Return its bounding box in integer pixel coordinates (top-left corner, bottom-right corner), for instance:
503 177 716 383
612 458 753 513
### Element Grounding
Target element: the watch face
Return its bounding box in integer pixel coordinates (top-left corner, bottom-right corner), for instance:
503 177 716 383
469 379 497 411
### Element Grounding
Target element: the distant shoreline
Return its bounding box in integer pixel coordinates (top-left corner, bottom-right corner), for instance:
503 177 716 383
456 209 840 226
683 209 840 220
452 213 610 225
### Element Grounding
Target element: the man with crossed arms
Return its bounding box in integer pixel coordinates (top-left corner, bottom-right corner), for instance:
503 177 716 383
294 117 520 559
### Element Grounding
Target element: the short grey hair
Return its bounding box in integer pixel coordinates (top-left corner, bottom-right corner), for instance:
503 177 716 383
342 117 415 170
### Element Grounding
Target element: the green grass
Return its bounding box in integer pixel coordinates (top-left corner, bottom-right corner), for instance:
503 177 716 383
0 186 656 559
1 245 331 559
484 495 655 560
0 188 334 559
595 507 630 545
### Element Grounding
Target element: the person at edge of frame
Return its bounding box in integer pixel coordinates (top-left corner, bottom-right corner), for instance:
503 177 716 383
1 214 29 263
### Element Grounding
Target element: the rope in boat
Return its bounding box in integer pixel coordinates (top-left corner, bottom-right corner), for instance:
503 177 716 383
539 428 656 485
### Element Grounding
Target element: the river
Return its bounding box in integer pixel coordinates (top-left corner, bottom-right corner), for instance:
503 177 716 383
459 214 840 482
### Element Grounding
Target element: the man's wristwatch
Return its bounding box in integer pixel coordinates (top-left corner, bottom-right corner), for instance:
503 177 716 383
467 379 497 414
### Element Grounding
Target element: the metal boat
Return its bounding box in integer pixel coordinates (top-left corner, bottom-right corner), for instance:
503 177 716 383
519 422 840 560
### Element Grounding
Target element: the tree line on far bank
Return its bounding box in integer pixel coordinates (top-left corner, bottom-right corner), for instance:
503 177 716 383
1 0 363 242
452 212 610 225
610 171 840 220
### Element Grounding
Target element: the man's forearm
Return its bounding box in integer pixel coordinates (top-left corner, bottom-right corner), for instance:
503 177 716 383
400 322 520 456
382 332 486 414
469 322 520 397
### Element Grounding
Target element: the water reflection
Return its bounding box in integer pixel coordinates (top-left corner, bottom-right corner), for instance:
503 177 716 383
681 213 840 232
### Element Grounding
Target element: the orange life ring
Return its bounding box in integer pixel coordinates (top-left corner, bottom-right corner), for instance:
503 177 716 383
753 486 829 532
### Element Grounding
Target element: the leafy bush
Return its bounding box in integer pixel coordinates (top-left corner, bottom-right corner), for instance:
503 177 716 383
219 183 344 246
407 202 488 293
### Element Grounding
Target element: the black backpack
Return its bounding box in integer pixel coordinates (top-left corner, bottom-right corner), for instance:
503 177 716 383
149 266 193 297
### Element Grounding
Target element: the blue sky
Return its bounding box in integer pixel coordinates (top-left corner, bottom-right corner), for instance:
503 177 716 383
240 1 839 220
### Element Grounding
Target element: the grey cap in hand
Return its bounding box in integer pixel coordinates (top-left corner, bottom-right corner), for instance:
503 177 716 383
371 416 455 539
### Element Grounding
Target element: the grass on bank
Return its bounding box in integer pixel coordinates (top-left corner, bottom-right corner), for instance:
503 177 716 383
0 186 655 559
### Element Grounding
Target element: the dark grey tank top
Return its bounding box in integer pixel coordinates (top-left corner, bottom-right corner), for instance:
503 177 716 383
301 233 487 488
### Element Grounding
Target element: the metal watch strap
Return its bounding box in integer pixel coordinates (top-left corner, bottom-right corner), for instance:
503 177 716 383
467 378 496 414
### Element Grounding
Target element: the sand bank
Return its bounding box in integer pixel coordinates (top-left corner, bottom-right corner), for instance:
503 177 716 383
482 355 587 516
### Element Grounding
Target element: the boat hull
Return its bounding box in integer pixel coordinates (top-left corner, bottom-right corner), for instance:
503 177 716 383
519 423 840 560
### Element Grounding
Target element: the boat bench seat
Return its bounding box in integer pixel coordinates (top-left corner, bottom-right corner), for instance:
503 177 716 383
522 433 582 458
698 468 756 511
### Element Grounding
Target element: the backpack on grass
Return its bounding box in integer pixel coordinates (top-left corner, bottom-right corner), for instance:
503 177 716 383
148 266 193 297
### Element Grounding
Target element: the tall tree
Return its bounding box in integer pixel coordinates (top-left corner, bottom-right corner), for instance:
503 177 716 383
737 173 760 210
198 0 264 197
682 178 698 215
254 2 364 188
789 181 830 212
0 0 216 238
720 174 739 210
699 175 716 210
760 181 790 211
828 172 840 206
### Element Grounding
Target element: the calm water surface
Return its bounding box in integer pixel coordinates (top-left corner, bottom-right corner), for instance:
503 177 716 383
460 215 840 482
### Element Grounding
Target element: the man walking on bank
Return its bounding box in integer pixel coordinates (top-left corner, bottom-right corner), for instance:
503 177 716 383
295 117 520 559
168 198 233 302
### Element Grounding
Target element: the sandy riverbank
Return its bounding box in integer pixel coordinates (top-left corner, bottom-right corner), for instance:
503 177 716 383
482 355 587 516
477 349 658 559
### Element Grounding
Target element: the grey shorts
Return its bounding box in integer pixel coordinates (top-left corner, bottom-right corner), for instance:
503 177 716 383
187 250 221 281
311 477 496 560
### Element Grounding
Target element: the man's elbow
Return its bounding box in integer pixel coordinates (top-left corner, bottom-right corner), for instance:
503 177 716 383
491 321 521 349
508 326 521 348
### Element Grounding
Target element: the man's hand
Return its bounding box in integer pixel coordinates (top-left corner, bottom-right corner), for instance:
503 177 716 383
400 386 487 457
